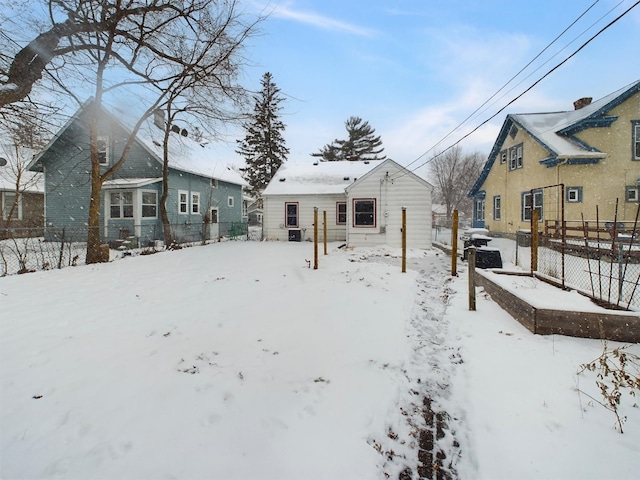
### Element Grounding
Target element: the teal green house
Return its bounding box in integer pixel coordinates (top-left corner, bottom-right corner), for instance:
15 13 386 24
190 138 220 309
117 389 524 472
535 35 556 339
28 101 246 246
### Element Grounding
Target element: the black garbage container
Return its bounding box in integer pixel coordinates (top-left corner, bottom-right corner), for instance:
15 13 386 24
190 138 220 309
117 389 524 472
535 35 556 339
288 229 301 242
476 247 503 269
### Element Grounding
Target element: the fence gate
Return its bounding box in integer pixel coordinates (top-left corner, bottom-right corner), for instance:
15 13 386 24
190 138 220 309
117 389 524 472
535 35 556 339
531 184 566 286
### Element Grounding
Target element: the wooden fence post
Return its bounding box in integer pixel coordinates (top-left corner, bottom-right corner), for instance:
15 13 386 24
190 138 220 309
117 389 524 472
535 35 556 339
451 210 459 276
468 247 476 311
323 210 327 255
401 207 406 273
531 209 538 273
313 207 318 270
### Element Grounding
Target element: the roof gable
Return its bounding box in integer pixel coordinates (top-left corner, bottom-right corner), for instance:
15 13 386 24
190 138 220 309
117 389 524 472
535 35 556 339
345 158 433 192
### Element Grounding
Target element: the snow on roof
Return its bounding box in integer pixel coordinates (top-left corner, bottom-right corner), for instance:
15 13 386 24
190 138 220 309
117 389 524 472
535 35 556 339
103 177 162 189
0 146 44 193
262 160 383 196
511 80 640 157
137 122 247 187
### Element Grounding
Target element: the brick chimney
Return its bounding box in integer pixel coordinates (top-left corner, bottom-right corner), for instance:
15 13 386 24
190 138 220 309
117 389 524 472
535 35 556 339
573 97 592 110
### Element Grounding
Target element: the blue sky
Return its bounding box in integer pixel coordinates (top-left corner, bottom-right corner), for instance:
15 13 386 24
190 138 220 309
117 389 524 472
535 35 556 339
212 0 640 171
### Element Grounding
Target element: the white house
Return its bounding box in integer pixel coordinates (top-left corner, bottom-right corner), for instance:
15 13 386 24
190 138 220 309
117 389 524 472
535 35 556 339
262 159 433 249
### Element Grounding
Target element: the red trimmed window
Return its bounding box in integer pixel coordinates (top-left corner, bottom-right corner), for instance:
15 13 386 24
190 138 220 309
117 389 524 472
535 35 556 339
336 202 346 225
285 202 299 227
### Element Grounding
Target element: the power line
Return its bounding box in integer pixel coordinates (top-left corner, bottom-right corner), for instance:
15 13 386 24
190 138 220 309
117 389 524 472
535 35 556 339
391 0 640 181
400 0 602 173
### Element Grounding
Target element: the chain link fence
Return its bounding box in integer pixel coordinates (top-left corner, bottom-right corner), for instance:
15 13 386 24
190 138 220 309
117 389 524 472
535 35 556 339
0 222 250 276
435 195 639 310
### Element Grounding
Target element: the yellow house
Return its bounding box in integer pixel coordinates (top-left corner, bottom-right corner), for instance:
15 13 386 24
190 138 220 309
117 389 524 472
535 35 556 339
469 80 640 236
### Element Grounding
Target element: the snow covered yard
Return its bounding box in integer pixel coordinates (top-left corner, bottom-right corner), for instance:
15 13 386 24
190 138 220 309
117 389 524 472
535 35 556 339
1 241 638 479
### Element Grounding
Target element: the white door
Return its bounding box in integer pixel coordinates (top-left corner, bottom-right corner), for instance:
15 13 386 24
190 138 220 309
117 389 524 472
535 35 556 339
209 208 219 240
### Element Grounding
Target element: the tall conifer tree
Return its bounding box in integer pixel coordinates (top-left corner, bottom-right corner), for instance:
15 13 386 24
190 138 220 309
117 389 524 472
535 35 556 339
237 72 289 197
312 116 386 162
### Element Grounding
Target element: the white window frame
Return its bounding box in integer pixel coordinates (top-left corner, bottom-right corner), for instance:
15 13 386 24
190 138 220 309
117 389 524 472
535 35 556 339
633 121 640 161
109 191 134 219
476 199 485 221
509 144 523 171
141 190 158 218
97 136 109 165
191 192 200 214
566 186 582 203
242 199 248 217
227 196 234 208
178 190 188 214
493 195 501 221
2 192 22 220
500 150 507 164
522 190 543 221
626 185 639 202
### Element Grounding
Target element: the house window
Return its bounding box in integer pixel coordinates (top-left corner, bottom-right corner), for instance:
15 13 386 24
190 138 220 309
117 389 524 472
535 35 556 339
475 199 485 221
566 186 583 203
191 192 200 214
227 196 234 208
522 190 543 221
210 208 218 223
2 192 22 220
178 191 188 214
493 196 501 220
353 198 376 227
110 191 133 219
211 178 218 188
500 150 507 164
633 121 640 160
285 202 298 228
242 199 248 217
141 191 157 218
509 144 523 171
336 202 346 225
509 125 518 139
626 185 639 202
97 136 109 165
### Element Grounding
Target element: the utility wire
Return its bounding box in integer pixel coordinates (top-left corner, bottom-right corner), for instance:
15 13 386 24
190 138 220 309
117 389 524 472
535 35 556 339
400 0 602 173
391 0 640 181
462 0 625 136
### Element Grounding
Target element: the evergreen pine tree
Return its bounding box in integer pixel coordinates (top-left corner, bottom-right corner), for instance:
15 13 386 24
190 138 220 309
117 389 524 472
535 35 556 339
237 72 289 197
312 116 386 162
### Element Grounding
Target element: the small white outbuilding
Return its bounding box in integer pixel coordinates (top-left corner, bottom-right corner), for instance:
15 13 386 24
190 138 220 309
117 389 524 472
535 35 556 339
262 158 433 249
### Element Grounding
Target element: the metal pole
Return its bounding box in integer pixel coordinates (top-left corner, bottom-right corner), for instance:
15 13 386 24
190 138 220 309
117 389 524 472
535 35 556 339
313 207 318 270
323 210 327 255
468 247 476 311
451 210 459 276
401 207 406 273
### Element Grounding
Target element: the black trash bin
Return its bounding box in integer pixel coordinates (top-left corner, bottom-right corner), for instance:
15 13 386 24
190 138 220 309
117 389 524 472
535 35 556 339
475 247 503 269
288 229 301 242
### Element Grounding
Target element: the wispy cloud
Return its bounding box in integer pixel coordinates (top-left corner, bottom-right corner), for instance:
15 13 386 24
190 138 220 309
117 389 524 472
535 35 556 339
263 1 376 36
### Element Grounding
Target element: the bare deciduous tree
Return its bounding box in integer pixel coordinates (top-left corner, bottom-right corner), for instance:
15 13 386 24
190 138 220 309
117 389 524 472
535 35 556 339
429 146 485 220
2 1 262 263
